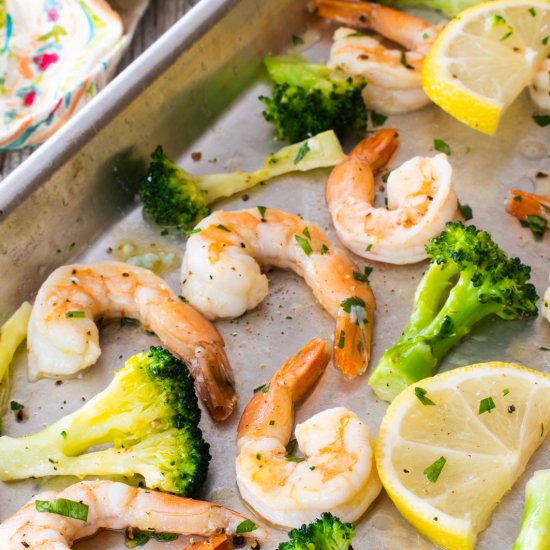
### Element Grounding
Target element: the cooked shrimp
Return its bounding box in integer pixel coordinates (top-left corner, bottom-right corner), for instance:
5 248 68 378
236 339 381 528
27 261 236 421
0 480 266 549
530 58 550 111
180 208 376 377
309 0 443 114
326 129 458 264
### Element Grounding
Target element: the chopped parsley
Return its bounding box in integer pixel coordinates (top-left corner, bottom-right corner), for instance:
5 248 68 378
269 420 275 426
434 138 451 155
65 311 85 318
337 330 346 349
60 430 67 439
540 347 550 351
216 224 231 232
236 519 258 534
520 214 547 240
291 34 304 46
513 194 523 202
183 227 201 237
371 111 388 128
320 244 329 255
253 383 270 394
533 114 550 127
257 205 267 220
458 202 473 221
10 401 24 410
125 528 178 547
424 456 446 483
502 388 510 396
285 438 306 462
35 498 89 521
414 387 436 406
528 7 536 16
478 396 496 414
295 234 313 256
340 296 366 313
400 52 407 67
543 36 549 46
365 244 373 252
353 266 373 285
500 27 513 41
294 141 311 164
489 14 506 26
303 226 311 239
346 31 366 37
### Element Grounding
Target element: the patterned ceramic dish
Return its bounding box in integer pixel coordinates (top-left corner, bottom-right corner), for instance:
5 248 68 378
0 0 128 151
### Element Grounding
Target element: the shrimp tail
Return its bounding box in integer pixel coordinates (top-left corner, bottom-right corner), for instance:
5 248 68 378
237 338 330 444
334 301 373 378
349 128 399 169
309 0 432 48
273 337 331 403
190 342 237 422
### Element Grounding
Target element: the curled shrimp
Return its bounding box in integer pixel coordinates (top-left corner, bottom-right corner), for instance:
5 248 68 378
236 338 381 527
326 129 458 264
309 0 443 114
180 208 376 378
27 261 236 421
0 480 266 549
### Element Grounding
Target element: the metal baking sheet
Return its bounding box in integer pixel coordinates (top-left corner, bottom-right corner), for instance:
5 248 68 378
1 0 550 547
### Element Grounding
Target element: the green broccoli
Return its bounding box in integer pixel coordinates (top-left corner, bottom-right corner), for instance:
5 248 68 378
369 222 539 402
514 470 550 550
140 130 346 229
260 54 367 143
278 512 355 550
0 346 210 496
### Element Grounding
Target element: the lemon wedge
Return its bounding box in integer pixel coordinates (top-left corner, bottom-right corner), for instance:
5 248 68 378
375 362 550 550
422 0 550 134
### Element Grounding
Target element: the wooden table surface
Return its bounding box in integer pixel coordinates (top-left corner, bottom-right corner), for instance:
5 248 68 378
0 0 198 181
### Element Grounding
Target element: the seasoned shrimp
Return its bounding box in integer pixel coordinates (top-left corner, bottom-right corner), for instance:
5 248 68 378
0 480 266 549
181 208 376 377
236 339 381 527
530 58 550 111
326 129 458 264
309 0 443 114
27 261 236 421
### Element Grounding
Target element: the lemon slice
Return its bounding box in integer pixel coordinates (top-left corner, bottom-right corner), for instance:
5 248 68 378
422 0 550 134
375 362 550 550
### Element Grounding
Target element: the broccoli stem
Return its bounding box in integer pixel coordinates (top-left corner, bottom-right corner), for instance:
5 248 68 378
196 130 346 202
513 470 550 550
369 272 500 402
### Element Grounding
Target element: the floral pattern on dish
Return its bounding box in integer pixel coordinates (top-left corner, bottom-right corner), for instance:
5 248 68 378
0 0 125 150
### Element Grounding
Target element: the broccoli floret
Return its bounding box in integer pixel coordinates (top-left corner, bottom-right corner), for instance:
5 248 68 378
369 222 539 402
278 513 355 550
513 470 550 549
260 54 367 143
140 130 346 229
0 346 210 496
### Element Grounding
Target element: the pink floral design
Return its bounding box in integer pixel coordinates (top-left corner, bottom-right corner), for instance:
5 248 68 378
23 91 36 106
47 9 59 22
33 53 59 71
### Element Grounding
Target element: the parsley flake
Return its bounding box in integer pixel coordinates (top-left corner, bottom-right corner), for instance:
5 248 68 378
533 113 550 127
337 330 346 349
216 224 231 232
371 111 388 128
479 396 496 414
291 34 304 46
257 205 267 220
424 456 446 483
295 234 313 256
320 243 329 255
502 388 510 396
253 383 270 394
520 214 547 240
294 141 311 164
528 7 536 16
414 387 436 406
236 519 258 534
303 226 311 239
458 202 473 221
434 139 451 155
10 401 24 411
183 227 201 237
353 266 373 285
36 498 89 521
65 311 85 318
543 36 549 46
